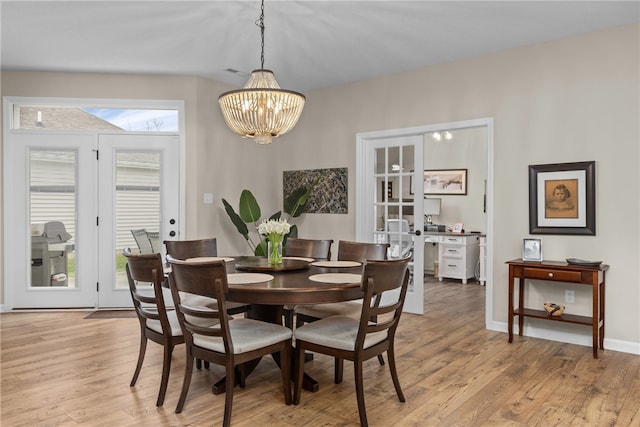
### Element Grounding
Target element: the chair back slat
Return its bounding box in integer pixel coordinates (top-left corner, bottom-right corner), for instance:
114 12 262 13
356 259 410 347
285 238 333 260
164 238 217 260
124 250 172 331
338 240 389 262
167 257 232 351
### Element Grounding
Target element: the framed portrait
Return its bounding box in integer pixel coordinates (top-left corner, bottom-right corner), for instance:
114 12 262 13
423 169 467 195
528 161 595 235
522 238 542 262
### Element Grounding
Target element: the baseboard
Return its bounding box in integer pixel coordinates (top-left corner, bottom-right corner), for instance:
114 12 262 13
489 320 640 356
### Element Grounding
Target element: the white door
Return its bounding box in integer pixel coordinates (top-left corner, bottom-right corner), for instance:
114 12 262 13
4 132 180 309
97 134 180 307
356 133 425 314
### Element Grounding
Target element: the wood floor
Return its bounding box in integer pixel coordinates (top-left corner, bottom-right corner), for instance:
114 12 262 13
2 277 639 426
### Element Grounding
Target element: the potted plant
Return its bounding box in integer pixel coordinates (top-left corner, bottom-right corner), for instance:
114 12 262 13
222 181 317 256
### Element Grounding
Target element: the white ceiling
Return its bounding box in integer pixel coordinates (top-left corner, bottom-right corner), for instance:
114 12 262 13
2 1 638 92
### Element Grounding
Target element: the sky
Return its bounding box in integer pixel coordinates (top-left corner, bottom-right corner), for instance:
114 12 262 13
83 108 179 132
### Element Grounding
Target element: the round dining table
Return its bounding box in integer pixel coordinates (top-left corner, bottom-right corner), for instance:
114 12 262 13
207 255 365 394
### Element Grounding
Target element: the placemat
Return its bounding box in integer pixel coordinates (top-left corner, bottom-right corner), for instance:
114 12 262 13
227 273 274 284
311 260 362 268
185 256 235 263
308 273 362 284
282 256 315 262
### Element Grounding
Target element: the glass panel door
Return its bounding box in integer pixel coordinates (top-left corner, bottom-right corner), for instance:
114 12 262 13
6 133 98 308
360 134 424 314
97 134 180 308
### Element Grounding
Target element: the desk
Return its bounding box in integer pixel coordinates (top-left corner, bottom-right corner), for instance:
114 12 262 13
219 256 364 393
424 232 480 284
506 259 609 359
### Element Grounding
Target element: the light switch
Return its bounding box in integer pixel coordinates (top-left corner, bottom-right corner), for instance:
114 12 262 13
203 192 213 204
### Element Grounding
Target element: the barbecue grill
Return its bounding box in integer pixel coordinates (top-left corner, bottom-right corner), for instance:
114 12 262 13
31 221 73 287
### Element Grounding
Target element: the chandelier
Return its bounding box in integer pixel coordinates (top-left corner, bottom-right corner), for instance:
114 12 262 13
218 0 306 145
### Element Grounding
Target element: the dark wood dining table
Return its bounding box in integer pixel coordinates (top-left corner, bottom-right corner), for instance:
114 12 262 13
213 256 364 394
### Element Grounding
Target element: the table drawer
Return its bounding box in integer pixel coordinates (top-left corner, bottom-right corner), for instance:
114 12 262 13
441 236 464 245
523 267 582 283
441 245 464 259
441 261 463 275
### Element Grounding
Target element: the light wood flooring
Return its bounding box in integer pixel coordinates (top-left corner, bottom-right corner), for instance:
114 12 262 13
2 277 639 426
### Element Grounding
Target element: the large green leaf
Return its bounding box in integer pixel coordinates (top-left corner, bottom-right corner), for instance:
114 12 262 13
238 190 261 224
222 198 249 239
254 239 267 256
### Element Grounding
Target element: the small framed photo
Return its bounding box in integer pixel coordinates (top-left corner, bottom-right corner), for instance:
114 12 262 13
452 223 464 233
522 238 542 262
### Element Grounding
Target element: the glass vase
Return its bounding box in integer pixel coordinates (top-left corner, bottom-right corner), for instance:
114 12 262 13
267 239 283 266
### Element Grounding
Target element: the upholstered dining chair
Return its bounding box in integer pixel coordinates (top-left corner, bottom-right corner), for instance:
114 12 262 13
164 238 248 316
284 238 333 261
294 240 390 376
294 240 389 325
123 249 183 407
167 256 292 426
164 237 218 261
282 238 334 328
293 258 410 427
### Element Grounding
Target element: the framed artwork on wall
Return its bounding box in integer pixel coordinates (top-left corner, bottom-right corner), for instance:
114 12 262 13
422 169 467 195
528 161 595 235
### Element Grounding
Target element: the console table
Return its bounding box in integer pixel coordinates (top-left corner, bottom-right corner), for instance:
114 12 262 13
506 259 609 359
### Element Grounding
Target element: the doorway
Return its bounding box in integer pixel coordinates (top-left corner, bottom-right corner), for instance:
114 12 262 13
356 118 494 326
3 98 184 309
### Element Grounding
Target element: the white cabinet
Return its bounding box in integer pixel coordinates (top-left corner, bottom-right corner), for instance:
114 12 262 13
435 234 480 284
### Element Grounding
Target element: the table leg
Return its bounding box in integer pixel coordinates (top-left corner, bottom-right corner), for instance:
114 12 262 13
508 267 514 343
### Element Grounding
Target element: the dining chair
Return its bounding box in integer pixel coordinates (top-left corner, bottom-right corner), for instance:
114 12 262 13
293 258 410 427
294 240 390 375
284 238 333 260
164 238 248 316
123 249 183 407
164 237 218 261
282 238 333 328
295 240 389 324
167 256 292 426
131 228 155 254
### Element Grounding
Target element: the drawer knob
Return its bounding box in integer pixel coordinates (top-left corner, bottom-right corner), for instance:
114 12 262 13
548 272 554 278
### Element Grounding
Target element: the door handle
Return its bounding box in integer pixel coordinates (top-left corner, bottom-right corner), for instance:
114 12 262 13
414 229 421 236
169 231 176 237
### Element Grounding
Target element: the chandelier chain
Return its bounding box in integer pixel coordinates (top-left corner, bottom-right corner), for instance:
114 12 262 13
255 0 265 70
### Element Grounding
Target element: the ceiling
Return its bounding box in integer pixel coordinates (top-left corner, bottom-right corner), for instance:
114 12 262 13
2 1 638 92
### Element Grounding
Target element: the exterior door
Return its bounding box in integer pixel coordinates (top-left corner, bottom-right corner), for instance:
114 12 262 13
97 134 180 307
4 132 180 309
356 133 425 314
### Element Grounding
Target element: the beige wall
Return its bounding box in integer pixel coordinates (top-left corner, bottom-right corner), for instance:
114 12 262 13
2 24 638 350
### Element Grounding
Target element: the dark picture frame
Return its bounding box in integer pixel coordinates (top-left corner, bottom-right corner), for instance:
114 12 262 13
422 169 467 195
528 161 595 235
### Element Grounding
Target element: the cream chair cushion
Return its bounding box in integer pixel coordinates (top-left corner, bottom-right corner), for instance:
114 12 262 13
193 318 292 354
146 309 182 336
294 315 387 351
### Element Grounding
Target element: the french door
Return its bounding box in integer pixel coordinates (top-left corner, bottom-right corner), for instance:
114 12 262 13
356 132 425 314
4 132 180 309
